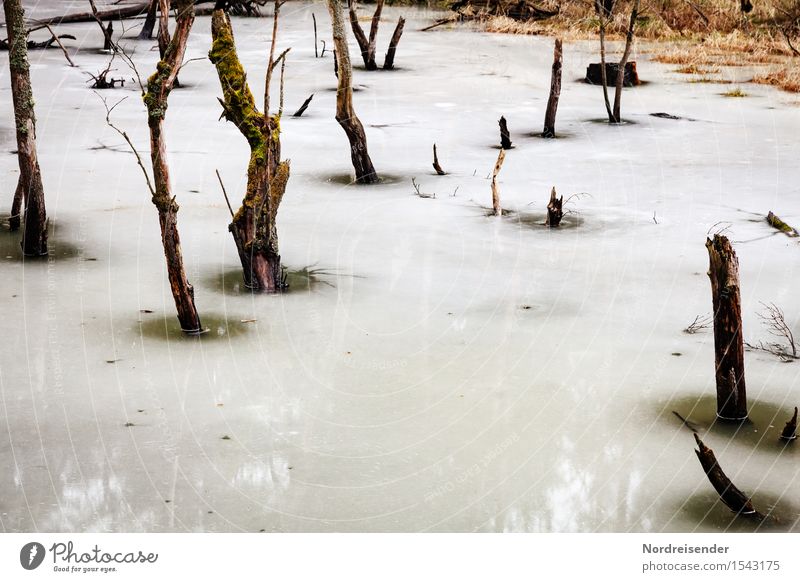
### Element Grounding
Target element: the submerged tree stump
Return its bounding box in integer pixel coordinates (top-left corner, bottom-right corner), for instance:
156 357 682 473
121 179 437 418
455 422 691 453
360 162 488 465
545 187 563 226
586 62 639 87
432 143 445 175
693 433 763 519
781 407 798 441
542 38 562 138
383 17 405 70
706 234 748 421
328 0 378 183
4 0 48 255
499 116 512 149
491 149 506 216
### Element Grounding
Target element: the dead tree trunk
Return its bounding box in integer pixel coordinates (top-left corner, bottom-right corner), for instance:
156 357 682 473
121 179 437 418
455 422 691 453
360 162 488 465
209 7 290 292
383 16 405 70
9 178 23 231
432 143 445 175
706 234 747 421
138 0 159 39
499 116 512 149
542 38 562 138
545 187 563 226
781 407 798 441
4 0 48 255
328 0 378 184
144 0 201 332
595 0 615 123
612 0 640 123
491 149 505 216
348 0 383 70
693 433 762 518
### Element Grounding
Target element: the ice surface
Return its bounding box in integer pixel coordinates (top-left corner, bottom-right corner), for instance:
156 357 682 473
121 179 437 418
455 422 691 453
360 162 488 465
1 1 799 532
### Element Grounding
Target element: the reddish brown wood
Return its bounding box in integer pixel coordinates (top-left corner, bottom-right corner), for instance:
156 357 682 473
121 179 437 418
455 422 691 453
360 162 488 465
144 0 201 332
706 235 747 421
545 187 563 226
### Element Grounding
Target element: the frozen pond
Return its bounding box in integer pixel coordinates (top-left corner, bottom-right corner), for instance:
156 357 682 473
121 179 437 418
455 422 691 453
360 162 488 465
1 1 799 532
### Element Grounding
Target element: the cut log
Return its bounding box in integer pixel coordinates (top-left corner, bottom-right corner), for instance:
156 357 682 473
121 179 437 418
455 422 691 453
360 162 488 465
32 3 150 25
781 407 798 441
383 17 405 70
586 61 639 87
144 0 202 331
706 234 748 421
693 433 763 519
432 143 445 175
293 94 314 117
499 116 512 149
545 187 563 226
491 149 506 216
766 211 799 237
328 0 378 183
542 38 562 138
4 0 48 255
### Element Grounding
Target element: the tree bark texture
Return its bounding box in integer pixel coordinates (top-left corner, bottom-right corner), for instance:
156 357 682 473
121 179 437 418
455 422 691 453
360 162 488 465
4 0 48 255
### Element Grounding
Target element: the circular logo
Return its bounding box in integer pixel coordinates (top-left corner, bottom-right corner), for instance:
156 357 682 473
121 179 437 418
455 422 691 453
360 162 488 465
20 542 46 570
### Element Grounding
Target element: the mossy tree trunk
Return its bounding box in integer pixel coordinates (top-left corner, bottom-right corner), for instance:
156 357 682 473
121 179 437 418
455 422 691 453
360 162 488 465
143 0 201 332
328 0 378 184
706 234 747 421
4 0 48 255
209 8 290 292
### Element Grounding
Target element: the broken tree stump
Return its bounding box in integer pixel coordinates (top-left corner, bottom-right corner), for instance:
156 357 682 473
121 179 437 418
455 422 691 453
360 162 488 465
706 234 748 421
383 17 405 70
545 187 563 226
491 149 506 216
432 143 445 175
499 116 512 149
766 211 799 237
293 94 314 117
586 61 639 87
693 433 763 519
542 38 562 138
781 407 798 441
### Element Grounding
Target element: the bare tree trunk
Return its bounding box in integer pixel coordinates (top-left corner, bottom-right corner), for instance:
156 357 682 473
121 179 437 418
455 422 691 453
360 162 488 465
596 7 614 123
9 178 23 231
366 0 384 69
328 0 378 184
542 38 562 138
4 0 48 255
706 234 747 421
138 0 159 39
491 149 505 216
144 0 201 332
612 0 640 123
209 7 290 292
383 16 405 70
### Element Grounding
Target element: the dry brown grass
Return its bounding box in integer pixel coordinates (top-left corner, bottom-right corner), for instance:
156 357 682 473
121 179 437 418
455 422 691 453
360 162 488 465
674 64 720 74
753 65 800 92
